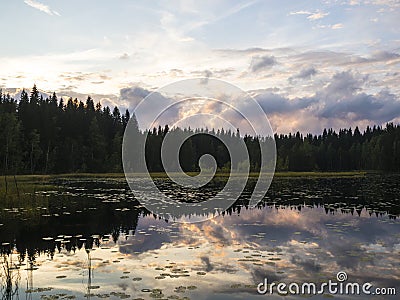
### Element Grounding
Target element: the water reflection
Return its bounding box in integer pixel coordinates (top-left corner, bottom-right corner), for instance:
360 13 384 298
0 175 399 299
0 253 21 300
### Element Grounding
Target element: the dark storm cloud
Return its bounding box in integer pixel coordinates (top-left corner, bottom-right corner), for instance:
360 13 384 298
250 55 277 72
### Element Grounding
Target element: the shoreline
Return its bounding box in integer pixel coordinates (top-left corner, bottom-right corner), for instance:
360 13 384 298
2 171 371 181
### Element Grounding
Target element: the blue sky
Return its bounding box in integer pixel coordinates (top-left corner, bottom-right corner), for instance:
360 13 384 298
1 0 399 133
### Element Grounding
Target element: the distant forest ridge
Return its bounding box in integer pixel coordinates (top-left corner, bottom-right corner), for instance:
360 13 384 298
0 85 400 174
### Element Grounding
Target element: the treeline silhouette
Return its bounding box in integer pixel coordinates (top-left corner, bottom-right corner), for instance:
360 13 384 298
1 85 400 174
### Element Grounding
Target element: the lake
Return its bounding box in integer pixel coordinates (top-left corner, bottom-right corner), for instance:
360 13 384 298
0 174 399 299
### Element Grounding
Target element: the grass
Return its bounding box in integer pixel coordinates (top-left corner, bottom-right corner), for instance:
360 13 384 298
148 171 366 178
1 170 367 185
0 175 56 203
272 171 366 177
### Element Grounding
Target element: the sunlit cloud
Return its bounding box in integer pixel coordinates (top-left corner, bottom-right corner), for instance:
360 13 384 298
1 1 398 134
307 11 329 20
289 10 329 20
331 23 344 29
289 10 313 16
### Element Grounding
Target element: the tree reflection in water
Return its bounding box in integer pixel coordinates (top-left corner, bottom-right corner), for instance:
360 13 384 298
0 175 398 299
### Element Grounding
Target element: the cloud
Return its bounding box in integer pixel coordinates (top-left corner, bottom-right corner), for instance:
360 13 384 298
200 70 212 84
289 10 329 20
331 23 344 29
321 71 367 97
215 47 274 55
289 67 317 83
119 85 182 129
120 86 151 110
249 55 277 72
119 53 130 60
297 67 318 79
24 0 60 16
99 74 111 80
249 71 400 133
371 50 400 61
319 91 400 122
316 72 400 122
118 70 400 134
59 72 93 82
371 0 400 8
254 93 316 114
307 11 329 20
289 10 312 15
307 49 399 66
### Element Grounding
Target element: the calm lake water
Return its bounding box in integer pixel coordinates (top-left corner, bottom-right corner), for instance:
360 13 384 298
0 175 399 299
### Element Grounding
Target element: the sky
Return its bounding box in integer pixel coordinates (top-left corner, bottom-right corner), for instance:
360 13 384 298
0 0 399 134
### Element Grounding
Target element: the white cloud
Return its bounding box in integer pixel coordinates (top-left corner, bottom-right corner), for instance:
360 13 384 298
289 10 312 15
289 10 329 21
371 0 400 8
307 11 329 20
24 0 60 16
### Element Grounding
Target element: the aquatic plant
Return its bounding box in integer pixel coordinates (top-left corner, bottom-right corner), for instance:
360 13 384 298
0 253 21 300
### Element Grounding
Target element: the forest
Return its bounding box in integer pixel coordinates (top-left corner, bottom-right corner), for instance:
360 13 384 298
1 85 400 175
